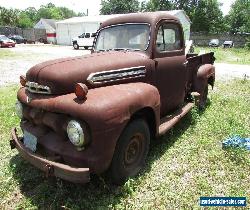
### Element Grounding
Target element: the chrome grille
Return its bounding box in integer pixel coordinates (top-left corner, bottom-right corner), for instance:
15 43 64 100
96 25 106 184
26 81 51 94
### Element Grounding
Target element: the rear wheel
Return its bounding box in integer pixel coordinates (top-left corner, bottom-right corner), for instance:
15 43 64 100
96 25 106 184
73 43 79 50
109 119 150 185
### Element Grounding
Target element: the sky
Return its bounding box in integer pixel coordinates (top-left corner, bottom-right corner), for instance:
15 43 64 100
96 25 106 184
0 0 235 16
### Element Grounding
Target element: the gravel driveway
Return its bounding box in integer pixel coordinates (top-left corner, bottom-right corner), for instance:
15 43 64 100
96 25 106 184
214 63 250 80
0 44 249 87
0 44 89 86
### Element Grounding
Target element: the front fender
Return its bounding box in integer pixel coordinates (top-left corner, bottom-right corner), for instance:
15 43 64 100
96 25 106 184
17 82 160 173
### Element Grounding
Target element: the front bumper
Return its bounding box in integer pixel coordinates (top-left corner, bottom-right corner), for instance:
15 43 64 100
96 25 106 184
10 128 90 184
2 42 15 47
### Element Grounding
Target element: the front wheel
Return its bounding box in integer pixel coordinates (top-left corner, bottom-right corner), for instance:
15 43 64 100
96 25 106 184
73 43 79 50
109 119 150 185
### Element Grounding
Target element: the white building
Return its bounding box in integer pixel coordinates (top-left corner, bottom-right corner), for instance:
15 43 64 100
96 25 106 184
56 15 121 45
34 18 57 44
55 10 191 46
165 10 191 42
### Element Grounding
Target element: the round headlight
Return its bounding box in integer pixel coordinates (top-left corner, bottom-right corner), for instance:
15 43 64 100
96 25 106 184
67 120 84 147
15 101 23 119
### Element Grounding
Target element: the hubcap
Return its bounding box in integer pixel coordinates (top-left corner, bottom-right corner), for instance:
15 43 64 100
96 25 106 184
124 133 143 166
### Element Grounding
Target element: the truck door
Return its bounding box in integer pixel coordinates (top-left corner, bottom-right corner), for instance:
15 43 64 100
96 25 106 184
78 33 85 46
153 20 187 116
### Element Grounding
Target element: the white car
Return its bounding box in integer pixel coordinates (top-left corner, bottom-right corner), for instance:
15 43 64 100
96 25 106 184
72 32 96 50
223 41 234 48
209 39 219 47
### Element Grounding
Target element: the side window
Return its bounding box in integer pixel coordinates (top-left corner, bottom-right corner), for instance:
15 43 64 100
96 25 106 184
156 23 181 52
85 33 90 38
79 33 85 38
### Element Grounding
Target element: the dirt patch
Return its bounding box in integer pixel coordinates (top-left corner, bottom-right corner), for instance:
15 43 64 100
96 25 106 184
214 63 250 80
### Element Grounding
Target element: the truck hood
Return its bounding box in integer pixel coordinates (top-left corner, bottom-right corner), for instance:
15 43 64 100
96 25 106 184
26 51 151 95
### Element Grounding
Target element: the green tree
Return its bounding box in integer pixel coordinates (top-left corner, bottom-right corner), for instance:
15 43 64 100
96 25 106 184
0 7 19 26
58 7 77 19
17 12 33 28
226 0 250 33
36 3 78 20
37 3 61 20
77 12 87 16
23 7 38 22
0 4 81 28
191 0 224 33
100 0 140 14
144 0 173 11
142 0 224 33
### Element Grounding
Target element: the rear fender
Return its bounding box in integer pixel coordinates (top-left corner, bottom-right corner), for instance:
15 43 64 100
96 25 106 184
193 64 215 93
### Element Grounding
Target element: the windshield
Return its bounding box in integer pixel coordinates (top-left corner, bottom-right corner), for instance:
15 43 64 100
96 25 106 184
0 36 10 41
95 24 150 51
13 35 23 39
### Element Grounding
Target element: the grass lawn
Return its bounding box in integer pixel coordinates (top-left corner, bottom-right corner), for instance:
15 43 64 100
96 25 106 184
0 79 249 209
0 48 34 60
0 48 17 59
195 47 250 65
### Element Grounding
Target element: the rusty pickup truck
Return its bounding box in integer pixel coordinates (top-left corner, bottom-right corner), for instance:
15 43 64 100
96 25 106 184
11 12 215 184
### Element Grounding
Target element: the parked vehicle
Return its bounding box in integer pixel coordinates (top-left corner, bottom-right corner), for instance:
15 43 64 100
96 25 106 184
72 32 96 50
0 35 15 48
11 12 215 185
209 39 219 47
8 35 27 44
223 41 234 48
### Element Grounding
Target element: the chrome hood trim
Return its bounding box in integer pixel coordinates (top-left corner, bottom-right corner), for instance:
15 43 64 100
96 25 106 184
87 66 146 85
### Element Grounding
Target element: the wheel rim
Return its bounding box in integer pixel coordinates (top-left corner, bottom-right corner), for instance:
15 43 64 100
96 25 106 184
74 44 78 48
124 133 143 166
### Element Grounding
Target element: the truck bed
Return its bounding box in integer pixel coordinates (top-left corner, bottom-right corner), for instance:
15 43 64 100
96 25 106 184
186 52 215 67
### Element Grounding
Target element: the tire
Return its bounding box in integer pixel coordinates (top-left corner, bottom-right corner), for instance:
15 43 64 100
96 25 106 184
198 83 208 110
109 119 150 185
73 43 79 50
84 46 88 50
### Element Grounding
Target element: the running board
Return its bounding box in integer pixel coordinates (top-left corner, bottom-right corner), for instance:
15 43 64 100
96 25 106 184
159 102 194 136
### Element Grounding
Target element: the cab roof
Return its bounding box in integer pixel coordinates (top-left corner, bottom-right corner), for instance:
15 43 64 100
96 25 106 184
100 12 180 28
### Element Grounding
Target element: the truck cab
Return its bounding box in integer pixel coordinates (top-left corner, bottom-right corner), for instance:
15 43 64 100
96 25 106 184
11 12 215 185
